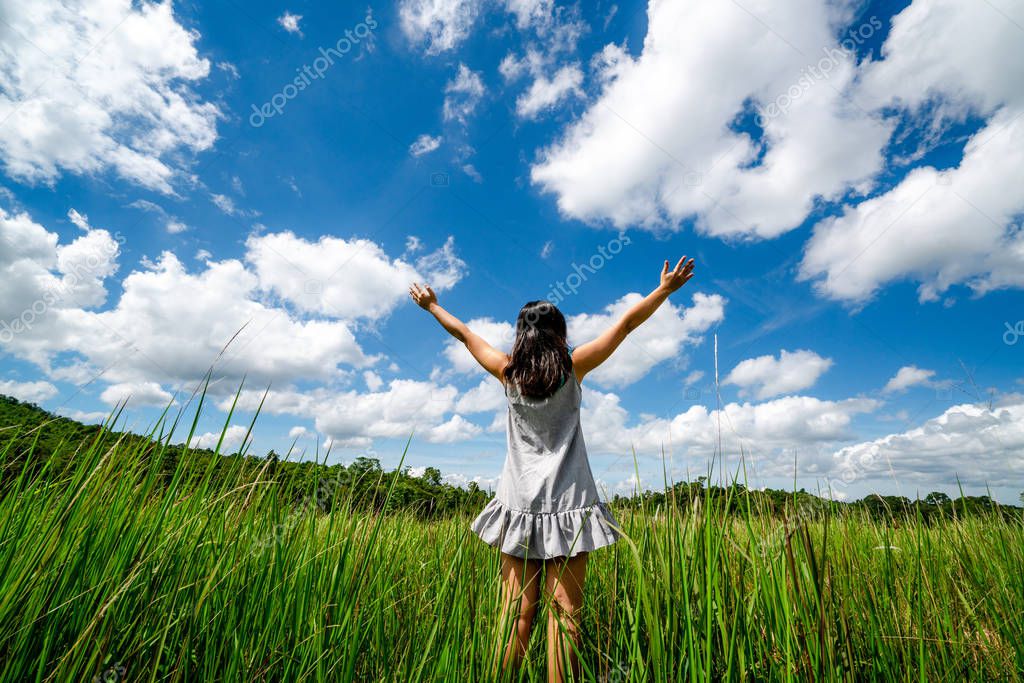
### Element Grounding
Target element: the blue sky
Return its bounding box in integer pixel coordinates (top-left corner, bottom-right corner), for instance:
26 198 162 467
1 0 1023 503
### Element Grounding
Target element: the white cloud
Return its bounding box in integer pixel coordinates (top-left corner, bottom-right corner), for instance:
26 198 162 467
424 414 482 442
57 407 108 423
289 425 311 440
883 365 935 393
442 471 499 491
531 0 890 238
245 232 465 320
277 11 303 36
581 389 880 466
516 64 583 119
29 252 372 386
0 0 219 193
0 206 120 325
399 0 481 54
540 240 554 258
856 0 1023 117
0 379 58 403
217 62 240 79
800 108 1024 303
683 370 704 386
128 199 187 234
0 208 469 405
99 381 173 407
454 378 506 413
405 235 424 253
568 292 725 388
443 64 485 123
410 134 442 157
444 318 516 374
725 349 833 399
505 0 553 29
462 164 483 182
363 371 384 391
190 425 249 451
224 379 480 448
831 401 1024 487
797 0 1024 303
211 193 240 216
500 3 586 122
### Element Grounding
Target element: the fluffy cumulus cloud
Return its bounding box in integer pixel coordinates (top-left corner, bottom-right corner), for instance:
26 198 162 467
498 1 586 121
409 134 442 157
0 207 120 332
568 292 725 388
244 232 465 320
0 379 58 403
443 64 486 123
99 381 174 407
798 0 1024 303
882 365 936 393
399 0 482 55
522 0 1024 306
800 112 1024 303
725 349 833 400
221 379 481 448
34 252 369 389
830 400 1024 487
443 318 516 374
531 0 891 238
454 378 506 414
0 0 219 193
515 64 583 119
0 206 471 419
190 424 250 452
399 0 578 54
581 389 880 469
277 11 303 36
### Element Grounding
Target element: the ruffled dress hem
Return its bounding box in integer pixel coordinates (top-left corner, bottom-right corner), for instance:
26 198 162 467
470 497 621 560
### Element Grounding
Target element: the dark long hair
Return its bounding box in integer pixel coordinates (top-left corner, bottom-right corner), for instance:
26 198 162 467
502 300 573 399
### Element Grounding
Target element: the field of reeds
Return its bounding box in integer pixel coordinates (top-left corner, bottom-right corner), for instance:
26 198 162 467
1 410 1022 682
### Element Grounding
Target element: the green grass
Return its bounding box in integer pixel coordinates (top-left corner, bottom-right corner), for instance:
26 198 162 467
1 410 1022 682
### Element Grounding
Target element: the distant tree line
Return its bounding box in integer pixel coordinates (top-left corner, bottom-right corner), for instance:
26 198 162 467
0 394 1019 522
610 476 1018 523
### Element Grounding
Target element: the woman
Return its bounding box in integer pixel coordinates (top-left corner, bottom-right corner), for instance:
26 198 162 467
409 256 696 682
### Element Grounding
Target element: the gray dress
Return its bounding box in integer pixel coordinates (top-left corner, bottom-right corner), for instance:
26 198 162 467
470 369 621 559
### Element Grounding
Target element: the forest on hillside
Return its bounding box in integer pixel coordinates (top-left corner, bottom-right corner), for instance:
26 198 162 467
0 394 1016 523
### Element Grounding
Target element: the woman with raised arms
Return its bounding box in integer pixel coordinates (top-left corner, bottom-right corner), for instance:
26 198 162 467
409 256 696 682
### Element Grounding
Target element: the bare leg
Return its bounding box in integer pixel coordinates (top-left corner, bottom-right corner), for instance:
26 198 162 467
544 552 588 683
496 552 542 678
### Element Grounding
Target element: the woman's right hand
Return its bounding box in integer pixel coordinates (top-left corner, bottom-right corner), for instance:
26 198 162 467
659 257 696 293
409 282 437 310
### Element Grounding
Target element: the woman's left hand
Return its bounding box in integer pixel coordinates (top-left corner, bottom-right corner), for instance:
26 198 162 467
409 283 437 310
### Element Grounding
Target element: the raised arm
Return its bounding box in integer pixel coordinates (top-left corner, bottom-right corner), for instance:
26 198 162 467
572 257 696 383
409 283 508 381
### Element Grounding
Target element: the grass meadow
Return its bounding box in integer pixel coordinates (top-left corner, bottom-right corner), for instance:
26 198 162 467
1 408 1022 682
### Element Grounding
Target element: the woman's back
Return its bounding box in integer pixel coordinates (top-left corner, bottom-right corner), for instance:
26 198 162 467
473 372 619 559
502 374 592 512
